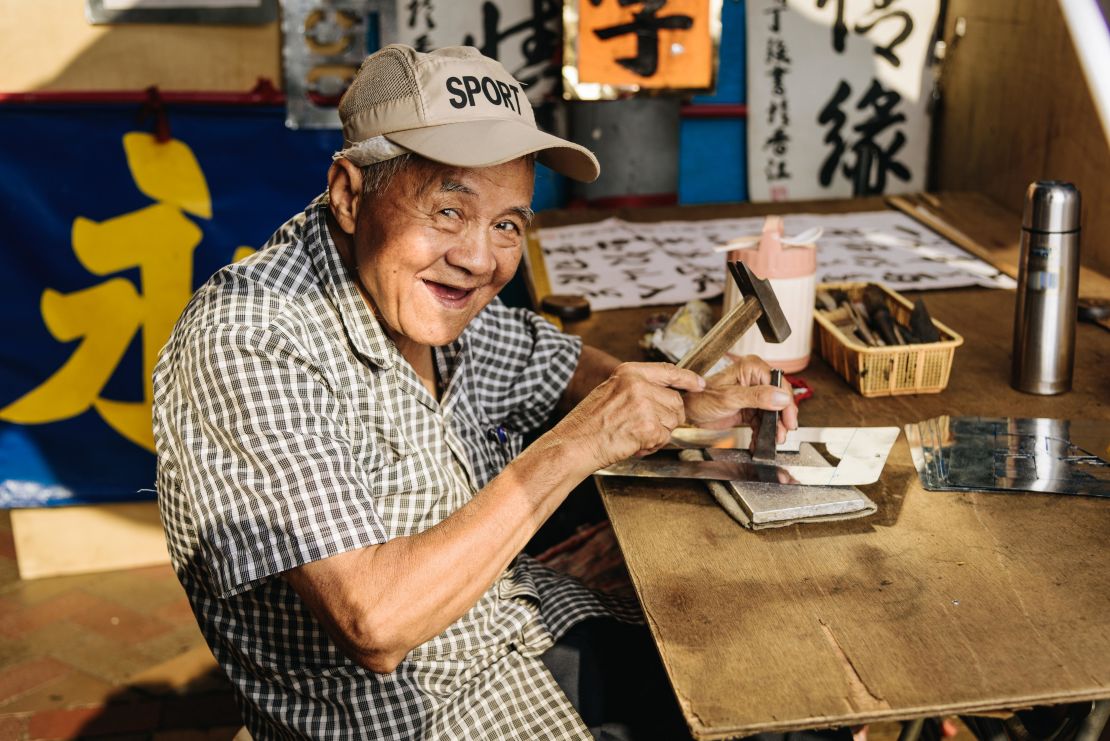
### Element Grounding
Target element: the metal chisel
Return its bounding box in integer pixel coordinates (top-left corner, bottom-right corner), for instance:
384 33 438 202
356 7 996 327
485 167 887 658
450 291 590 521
752 368 783 463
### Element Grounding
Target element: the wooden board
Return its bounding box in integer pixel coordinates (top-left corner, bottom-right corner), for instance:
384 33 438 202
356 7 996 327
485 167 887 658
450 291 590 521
600 465 1110 738
886 192 1110 301
11 502 170 580
549 198 1110 739
933 0 1110 277
0 0 281 93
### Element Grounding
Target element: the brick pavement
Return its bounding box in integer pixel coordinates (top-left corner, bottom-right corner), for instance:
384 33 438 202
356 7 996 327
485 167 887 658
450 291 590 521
0 511 240 740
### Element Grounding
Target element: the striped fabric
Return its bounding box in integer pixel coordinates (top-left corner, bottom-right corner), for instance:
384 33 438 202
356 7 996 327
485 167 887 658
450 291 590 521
153 195 641 740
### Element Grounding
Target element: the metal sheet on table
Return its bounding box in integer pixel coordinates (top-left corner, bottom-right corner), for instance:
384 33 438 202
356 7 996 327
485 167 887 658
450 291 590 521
905 416 1110 497
599 426 901 487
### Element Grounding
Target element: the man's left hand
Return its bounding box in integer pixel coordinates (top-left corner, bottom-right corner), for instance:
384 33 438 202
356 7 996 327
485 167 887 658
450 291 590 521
683 355 799 442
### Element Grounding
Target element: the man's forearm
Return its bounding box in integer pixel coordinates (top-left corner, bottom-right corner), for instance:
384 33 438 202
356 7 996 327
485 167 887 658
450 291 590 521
558 344 620 412
285 429 595 673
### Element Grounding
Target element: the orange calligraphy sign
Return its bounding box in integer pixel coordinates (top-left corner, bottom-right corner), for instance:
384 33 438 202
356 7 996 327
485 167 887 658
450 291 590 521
574 0 715 91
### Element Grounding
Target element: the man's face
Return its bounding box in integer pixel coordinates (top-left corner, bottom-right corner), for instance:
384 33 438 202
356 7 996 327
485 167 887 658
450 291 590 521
347 158 533 351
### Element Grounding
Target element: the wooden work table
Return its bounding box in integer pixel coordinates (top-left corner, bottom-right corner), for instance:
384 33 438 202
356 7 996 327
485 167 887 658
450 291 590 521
534 195 1110 740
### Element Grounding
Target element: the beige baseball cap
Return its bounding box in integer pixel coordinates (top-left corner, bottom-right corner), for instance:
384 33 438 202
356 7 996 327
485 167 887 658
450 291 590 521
337 44 600 182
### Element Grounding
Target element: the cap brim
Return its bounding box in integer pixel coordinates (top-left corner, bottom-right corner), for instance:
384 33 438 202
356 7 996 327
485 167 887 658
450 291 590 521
386 119 600 183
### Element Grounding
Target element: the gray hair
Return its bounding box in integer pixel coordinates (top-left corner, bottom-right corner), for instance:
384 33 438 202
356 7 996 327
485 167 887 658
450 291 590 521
359 154 417 197
335 148 538 199
333 134 414 197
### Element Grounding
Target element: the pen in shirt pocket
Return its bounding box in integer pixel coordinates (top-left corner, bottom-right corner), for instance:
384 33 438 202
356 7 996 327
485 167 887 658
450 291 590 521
487 424 510 445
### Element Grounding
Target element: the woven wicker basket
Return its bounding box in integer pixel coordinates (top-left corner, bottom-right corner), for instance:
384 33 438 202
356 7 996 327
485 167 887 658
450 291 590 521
814 282 963 397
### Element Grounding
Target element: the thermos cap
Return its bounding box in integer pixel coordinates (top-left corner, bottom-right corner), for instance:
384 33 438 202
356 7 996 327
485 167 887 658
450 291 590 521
1022 180 1081 233
727 216 817 280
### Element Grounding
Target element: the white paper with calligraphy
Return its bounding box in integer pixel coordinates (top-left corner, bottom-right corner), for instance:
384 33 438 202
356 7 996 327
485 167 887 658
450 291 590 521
535 211 1015 311
747 0 940 202
392 0 560 104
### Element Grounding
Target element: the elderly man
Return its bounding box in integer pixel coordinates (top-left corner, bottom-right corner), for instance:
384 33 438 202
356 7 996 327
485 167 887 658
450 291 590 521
154 44 797 740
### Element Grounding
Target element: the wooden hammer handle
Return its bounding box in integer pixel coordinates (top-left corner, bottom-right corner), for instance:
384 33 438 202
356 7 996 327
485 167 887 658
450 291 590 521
677 296 762 376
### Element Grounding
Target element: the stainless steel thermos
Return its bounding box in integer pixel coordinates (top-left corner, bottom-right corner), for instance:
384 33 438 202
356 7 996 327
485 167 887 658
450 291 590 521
1011 181 1081 394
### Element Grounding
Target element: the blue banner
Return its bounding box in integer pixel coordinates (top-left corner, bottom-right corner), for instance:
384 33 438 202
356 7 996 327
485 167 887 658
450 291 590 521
0 104 343 507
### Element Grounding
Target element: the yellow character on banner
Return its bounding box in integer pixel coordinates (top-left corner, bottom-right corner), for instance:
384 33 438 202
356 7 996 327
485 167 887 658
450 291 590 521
0 133 223 453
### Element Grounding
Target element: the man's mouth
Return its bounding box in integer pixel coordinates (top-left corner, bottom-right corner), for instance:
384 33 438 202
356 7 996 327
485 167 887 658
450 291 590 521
423 279 477 305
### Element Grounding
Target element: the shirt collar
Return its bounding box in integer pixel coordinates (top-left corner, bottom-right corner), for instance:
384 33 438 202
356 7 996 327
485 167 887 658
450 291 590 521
304 195 397 369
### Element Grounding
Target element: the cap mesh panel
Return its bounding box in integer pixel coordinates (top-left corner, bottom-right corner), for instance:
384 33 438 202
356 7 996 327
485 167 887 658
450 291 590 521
339 47 421 120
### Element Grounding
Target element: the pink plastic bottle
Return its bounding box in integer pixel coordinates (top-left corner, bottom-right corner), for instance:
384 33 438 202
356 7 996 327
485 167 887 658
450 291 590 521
724 216 817 373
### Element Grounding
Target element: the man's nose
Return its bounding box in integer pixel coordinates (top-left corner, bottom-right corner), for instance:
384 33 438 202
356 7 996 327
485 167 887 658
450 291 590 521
445 230 497 276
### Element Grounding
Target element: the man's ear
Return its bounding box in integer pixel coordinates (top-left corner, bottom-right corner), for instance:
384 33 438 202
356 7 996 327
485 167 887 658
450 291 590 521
327 158 364 235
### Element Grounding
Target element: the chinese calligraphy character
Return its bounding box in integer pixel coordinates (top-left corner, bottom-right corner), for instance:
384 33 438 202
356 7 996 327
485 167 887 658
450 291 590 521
766 36 791 65
592 0 695 77
817 79 911 194
816 0 849 53
765 159 792 182
674 265 720 294
763 127 790 156
554 257 590 271
855 4 913 68
604 251 654 267
638 283 676 300
464 0 560 89
558 273 600 285
0 133 212 452
406 0 435 29
763 1 784 32
817 0 915 68
767 98 790 126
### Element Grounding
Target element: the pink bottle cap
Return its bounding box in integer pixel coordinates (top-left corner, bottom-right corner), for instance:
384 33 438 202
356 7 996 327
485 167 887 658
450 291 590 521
727 216 816 280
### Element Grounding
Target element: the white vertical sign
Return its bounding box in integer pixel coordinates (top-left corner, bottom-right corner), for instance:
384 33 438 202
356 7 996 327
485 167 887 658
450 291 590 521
393 0 560 105
747 0 940 202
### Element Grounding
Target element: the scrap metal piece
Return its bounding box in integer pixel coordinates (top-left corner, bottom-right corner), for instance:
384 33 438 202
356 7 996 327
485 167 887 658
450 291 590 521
598 426 901 487
905 416 1110 497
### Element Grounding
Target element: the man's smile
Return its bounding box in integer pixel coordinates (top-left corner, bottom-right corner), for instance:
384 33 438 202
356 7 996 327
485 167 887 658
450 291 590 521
423 278 479 306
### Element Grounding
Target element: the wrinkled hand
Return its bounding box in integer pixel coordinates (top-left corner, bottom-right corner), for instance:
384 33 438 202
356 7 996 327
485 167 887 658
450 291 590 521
552 362 706 471
683 354 799 443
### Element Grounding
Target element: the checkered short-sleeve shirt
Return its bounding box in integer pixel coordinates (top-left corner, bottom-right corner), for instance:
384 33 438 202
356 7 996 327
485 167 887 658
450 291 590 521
153 196 640 740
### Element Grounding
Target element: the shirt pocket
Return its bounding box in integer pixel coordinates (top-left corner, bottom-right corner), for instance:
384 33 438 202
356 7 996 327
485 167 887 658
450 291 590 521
449 397 522 484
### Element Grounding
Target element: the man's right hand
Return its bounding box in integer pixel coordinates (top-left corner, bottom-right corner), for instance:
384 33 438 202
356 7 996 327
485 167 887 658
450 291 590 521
549 362 706 472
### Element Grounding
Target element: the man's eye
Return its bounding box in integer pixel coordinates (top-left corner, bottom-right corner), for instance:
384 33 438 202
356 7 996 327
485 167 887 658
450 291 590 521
495 221 521 234
439 208 461 219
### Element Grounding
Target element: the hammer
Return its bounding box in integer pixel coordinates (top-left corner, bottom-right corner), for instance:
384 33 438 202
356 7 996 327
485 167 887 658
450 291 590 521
677 261 792 462
677 261 792 375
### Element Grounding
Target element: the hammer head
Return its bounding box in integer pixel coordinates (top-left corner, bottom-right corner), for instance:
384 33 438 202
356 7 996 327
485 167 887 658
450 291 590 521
727 261 792 343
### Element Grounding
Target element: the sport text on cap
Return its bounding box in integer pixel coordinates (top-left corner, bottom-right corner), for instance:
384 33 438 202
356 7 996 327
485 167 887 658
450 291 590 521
337 45 600 183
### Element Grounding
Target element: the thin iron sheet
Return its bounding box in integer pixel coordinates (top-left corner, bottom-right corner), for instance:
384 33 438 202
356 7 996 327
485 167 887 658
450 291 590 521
598 426 900 487
905 416 1110 497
